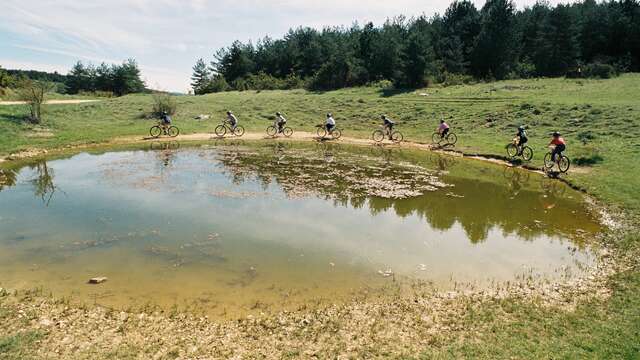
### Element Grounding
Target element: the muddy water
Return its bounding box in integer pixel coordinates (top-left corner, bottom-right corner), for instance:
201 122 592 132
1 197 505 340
0 142 601 318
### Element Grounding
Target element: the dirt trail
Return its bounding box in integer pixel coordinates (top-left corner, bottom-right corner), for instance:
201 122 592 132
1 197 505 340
0 99 100 106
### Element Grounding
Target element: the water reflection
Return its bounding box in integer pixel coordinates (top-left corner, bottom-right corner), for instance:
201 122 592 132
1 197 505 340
213 145 597 244
0 168 17 191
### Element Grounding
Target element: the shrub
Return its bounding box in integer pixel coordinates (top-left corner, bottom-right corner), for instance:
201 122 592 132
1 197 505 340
16 79 54 123
151 93 177 117
208 75 229 93
440 72 475 87
369 79 394 90
582 63 617 79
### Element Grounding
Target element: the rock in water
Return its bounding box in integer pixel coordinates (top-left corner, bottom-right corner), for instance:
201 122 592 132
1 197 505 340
88 277 108 284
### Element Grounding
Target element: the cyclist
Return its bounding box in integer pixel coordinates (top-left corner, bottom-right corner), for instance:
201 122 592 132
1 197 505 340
515 125 528 154
549 131 566 162
226 111 238 130
438 119 450 139
160 111 172 131
381 115 395 140
275 112 287 133
326 113 336 133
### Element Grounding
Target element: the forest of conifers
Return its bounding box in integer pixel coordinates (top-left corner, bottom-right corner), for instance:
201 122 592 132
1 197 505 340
191 0 640 93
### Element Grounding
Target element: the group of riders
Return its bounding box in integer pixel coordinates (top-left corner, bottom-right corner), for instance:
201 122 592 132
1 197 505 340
158 110 567 166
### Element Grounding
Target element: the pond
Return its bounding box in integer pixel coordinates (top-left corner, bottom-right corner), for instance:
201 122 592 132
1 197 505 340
0 141 601 318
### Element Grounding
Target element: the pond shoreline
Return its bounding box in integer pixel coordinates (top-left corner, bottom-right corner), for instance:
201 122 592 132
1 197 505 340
0 133 631 358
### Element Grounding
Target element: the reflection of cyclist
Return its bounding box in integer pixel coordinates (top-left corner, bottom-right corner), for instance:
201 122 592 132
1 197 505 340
226 111 238 130
381 115 395 140
549 131 566 162
275 112 287 133
326 113 336 133
438 120 450 138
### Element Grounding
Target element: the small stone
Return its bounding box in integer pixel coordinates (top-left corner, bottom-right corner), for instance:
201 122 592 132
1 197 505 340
88 277 108 284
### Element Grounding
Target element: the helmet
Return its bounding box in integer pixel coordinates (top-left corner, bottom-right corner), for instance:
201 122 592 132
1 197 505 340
553 131 561 137
440 119 445 123
227 111 232 115
276 112 281 116
518 125 525 130
327 113 332 118
162 111 168 115
381 115 387 120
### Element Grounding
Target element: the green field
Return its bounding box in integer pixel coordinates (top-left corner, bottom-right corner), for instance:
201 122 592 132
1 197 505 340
1 74 640 358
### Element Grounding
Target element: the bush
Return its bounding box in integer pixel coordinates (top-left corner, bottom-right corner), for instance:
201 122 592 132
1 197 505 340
151 93 177 117
582 63 617 79
78 90 113 98
16 79 54 123
207 75 229 93
369 79 394 90
439 72 475 86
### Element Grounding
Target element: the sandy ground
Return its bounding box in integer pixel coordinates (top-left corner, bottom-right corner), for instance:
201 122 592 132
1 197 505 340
0 99 100 106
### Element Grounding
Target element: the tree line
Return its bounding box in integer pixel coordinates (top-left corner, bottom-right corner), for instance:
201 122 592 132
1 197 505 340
66 59 146 96
191 0 640 93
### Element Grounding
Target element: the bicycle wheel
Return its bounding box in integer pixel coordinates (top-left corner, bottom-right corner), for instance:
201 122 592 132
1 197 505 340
446 133 458 145
168 126 179 138
266 125 278 137
559 156 571 173
317 127 327 138
391 131 403 143
521 146 534 161
332 128 342 139
233 125 245 137
214 124 227 137
506 143 519 158
283 127 293 137
431 132 441 144
149 126 162 138
543 153 555 169
372 130 385 142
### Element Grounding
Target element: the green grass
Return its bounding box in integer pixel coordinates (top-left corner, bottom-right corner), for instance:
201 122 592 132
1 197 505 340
0 331 43 360
1 74 640 358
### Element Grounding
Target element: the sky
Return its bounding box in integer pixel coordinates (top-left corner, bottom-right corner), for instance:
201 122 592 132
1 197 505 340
0 0 571 93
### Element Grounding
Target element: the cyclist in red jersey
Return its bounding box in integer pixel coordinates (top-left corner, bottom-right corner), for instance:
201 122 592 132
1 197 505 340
549 131 566 162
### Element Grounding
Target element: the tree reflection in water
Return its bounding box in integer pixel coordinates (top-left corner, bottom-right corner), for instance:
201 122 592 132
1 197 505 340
29 161 60 206
0 168 18 192
215 145 598 244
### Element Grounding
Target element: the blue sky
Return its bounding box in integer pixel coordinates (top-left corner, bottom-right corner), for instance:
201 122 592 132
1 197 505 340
0 0 569 93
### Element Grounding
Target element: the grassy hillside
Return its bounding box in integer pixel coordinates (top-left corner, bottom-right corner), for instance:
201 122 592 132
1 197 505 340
2 74 639 212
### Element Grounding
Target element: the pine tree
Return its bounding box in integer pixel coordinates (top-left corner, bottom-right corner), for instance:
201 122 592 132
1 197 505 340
191 59 210 95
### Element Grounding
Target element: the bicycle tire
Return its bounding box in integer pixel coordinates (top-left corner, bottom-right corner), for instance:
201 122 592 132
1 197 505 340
332 128 342 139
372 130 385 142
391 131 403 143
149 126 162 138
168 126 179 138
214 124 227 137
559 156 571 173
283 127 293 137
266 125 278 137
543 153 555 169
431 132 441 144
317 127 327 138
522 146 534 161
506 143 519 158
233 125 245 137
447 133 458 145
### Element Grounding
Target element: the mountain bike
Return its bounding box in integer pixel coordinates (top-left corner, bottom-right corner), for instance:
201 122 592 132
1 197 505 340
150 123 179 138
506 138 533 161
372 126 403 143
266 123 293 137
214 120 245 137
316 124 342 139
431 131 457 146
543 147 570 173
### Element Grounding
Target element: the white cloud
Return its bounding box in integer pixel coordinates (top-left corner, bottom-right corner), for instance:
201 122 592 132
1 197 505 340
1 0 575 92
